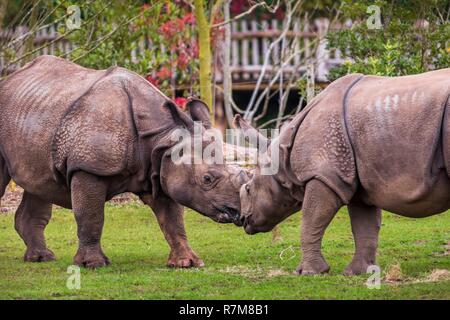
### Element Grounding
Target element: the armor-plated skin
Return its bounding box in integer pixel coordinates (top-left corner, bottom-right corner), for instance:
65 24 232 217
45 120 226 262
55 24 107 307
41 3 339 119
0 55 248 268
238 69 450 275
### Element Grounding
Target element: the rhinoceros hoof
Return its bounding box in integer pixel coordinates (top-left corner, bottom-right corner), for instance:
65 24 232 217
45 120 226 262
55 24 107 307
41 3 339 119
343 261 376 276
74 249 110 269
295 260 330 275
24 248 56 262
167 251 205 268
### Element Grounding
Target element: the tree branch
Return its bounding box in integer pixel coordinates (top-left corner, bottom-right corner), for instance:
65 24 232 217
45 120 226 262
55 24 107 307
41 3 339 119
212 0 280 28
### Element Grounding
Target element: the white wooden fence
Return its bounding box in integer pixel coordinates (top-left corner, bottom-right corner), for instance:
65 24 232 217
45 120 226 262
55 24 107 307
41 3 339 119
223 18 344 82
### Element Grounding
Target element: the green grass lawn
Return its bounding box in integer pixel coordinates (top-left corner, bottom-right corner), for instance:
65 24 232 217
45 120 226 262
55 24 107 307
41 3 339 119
0 202 449 299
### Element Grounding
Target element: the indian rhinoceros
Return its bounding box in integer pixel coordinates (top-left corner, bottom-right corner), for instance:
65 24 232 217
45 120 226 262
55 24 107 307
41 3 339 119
0 55 248 268
237 69 450 275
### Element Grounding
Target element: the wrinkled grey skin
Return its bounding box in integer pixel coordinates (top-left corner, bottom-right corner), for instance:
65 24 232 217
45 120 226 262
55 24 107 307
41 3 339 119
0 55 248 268
238 69 450 276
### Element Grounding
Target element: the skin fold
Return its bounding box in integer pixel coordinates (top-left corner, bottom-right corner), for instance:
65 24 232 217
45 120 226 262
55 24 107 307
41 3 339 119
0 55 249 269
238 69 450 276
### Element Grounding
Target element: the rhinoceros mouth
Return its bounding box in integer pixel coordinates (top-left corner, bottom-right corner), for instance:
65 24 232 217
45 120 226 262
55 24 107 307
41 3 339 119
242 215 259 234
214 205 242 225
240 214 258 234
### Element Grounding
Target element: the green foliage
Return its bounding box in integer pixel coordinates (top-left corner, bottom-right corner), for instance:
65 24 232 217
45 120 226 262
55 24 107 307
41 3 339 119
51 0 199 97
0 204 449 299
327 0 450 80
297 75 322 103
54 0 153 73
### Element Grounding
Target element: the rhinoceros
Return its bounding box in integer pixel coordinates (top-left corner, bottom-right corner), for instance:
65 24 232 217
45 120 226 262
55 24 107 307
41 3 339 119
0 55 248 268
237 69 450 275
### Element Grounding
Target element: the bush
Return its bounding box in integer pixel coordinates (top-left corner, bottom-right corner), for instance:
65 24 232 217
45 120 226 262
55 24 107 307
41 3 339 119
327 0 450 80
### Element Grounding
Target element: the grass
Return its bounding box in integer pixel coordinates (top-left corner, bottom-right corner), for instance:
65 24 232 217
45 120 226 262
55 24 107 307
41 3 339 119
0 203 449 300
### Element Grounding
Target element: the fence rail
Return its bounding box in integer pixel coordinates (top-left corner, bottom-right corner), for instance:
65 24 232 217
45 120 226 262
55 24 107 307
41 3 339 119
0 18 345 84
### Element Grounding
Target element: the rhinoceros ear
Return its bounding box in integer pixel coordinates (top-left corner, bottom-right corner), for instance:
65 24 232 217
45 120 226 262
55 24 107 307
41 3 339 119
185 98 212 129
164 100 195 132
233 114 268 147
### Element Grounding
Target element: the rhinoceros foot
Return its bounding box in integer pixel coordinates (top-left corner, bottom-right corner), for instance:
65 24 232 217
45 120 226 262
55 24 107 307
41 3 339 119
295 258 330 276
167 249 205 268
343 260 376 276
24 248 56 262
74 246 110 269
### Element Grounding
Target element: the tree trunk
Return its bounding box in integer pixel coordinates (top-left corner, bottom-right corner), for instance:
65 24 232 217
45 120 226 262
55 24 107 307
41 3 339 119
194 0 213 120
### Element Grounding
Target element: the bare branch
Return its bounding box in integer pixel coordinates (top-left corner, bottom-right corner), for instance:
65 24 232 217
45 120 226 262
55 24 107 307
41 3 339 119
72 5 155 63
258 114 293 129
2 2 76 50
244 0 302 121
215 84 246 113
210 0 224 25
4 1 112 67
212 0 280 28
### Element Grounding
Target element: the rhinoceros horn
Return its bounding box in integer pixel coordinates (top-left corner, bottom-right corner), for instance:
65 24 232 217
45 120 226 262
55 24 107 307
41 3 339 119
232 114 268 147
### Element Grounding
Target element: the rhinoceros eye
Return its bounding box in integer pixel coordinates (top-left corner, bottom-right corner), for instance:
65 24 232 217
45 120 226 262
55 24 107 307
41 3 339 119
203 174 213 184
245 184 250 194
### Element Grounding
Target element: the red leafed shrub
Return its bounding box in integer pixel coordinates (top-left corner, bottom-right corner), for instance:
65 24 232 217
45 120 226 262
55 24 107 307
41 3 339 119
174 97 188 110
156 66 172 80
138 1 226 99
137 2 199 97
145 75 159 87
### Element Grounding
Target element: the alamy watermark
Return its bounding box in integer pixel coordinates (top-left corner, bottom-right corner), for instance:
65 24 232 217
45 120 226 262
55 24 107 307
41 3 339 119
279 246 297 261
57 5 81 32
366 265 381 289
66 265 81 290
367 5 382 30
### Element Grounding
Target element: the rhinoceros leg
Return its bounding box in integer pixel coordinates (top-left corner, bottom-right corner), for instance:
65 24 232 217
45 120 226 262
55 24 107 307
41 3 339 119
344 200 381 276
71 171 110 268
140 195 204 268
296 180 343 275
14 192 55 262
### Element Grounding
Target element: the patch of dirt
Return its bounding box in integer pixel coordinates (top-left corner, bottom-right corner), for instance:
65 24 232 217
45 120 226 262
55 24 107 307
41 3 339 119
426 269 450 282
218 266 289 279
384 265 450 286
384 263 405 283
0 185 23 213
0 183 137 214
267 269 290 277
433 241 450 257
444 242 450 256
109 193 140 205
413 240 429 245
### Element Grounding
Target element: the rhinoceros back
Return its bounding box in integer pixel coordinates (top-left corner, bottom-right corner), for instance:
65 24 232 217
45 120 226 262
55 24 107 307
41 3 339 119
0 55 176 194
346 69 450 210
0 56 108 189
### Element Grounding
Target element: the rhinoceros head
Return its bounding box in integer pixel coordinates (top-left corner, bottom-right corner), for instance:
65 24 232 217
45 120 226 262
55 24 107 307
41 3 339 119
233 115 301 234
155 99 251 225
162 159 249 225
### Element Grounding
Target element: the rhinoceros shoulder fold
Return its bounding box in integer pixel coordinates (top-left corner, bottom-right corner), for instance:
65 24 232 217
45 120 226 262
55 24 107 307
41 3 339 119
51 65 176 185
283 73 364 204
